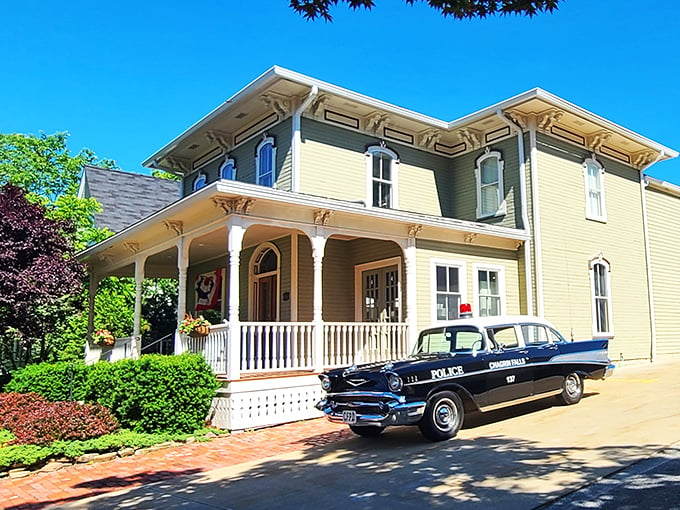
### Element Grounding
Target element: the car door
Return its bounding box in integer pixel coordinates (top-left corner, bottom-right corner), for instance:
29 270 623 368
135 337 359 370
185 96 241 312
521 324 564 395
482 325 533 408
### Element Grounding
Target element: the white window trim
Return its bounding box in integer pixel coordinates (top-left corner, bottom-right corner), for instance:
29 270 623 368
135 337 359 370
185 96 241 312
220 156 237 180
353 256 402 322
248 242 281 322
430 258 467 324
472 263 506 317
589 255 614 338
255 136 277 187
365 145 399 209
475 149 507 219
192 171 208 191
583 155 608 223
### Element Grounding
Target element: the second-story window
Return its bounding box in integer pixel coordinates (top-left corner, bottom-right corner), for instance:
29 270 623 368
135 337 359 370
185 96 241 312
475 149 506 219
220 157 236 180
367 146 399 208
583 156 607 222
192 172 207 191
256 136 276 187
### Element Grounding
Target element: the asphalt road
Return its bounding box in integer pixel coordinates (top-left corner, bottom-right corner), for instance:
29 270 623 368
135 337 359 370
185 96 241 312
52 360 680 509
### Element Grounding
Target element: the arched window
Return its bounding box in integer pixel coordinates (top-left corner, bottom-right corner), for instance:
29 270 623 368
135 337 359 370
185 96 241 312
220 157 236 180
256 136 277 187
475 149 506 219
590 256 613 336
250 243 280 322
366 146 399 208
192 172 207 191
583 156 607 222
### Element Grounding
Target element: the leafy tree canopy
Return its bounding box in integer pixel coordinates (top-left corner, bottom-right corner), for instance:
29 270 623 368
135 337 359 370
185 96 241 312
291 0 561 21
0 132 117 250
0 184 85 368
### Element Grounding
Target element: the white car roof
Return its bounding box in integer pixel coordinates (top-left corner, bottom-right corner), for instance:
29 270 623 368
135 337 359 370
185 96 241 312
422 315 559 331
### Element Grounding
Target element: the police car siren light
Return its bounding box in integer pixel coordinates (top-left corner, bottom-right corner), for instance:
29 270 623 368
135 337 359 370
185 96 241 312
459 303 473 318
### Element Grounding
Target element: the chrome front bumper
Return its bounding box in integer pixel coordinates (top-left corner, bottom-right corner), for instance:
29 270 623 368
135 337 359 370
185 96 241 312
603 363 616 379
316 391 426 428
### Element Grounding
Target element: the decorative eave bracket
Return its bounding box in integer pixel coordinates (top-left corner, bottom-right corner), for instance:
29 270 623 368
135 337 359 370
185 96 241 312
212 196 256 215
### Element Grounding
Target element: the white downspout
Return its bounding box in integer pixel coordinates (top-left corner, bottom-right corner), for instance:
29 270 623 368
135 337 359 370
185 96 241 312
496 110 534 316
292 85 319 193
640 150 665 362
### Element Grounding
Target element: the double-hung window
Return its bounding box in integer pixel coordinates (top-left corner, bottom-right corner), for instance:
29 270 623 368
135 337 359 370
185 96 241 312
474 264 505 317
256 136 276 187
584 157 607 222
590 257 613 336
220 157 236 180
475 150 506 219
433 263 465 321
367 146 398 208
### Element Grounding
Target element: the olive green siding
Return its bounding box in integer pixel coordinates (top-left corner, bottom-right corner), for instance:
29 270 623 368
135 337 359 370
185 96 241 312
535 134 651 360
299 118 451 216
645 186 680 357
181 118 293 197
414 239 521 330
449 136 522 229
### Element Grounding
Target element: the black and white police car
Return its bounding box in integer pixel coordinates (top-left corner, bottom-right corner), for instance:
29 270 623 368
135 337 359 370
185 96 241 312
316 311 614 441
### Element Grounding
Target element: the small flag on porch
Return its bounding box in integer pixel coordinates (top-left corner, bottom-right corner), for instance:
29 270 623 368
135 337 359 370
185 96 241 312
195 269 222 311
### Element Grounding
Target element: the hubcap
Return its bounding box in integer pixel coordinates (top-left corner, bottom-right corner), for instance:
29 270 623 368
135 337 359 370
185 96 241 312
566 375 581 397
435 400 455 430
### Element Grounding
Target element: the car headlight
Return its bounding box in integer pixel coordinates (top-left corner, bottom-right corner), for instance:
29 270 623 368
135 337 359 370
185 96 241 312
386 372 403 392
320 375 331 391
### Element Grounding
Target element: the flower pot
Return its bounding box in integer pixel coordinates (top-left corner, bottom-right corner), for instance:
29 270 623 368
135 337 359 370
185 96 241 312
189 325 210 338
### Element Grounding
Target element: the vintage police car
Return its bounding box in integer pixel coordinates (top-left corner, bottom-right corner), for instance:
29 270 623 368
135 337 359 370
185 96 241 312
316 315 614 441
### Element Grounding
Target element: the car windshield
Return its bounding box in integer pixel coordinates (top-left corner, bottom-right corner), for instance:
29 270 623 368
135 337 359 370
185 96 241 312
413 326 484 355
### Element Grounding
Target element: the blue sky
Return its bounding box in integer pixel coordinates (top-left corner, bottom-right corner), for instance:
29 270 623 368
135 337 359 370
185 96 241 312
3 0 679 184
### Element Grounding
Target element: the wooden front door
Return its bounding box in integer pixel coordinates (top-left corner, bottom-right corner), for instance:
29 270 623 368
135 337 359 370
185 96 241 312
255 274 277 322
361 264 400 322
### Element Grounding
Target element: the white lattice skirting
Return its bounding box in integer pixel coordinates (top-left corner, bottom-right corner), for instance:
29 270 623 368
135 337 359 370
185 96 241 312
208 375 325 431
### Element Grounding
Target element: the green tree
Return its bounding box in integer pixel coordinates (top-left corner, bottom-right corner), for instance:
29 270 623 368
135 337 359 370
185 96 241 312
291 0 561 20
0 132 117 250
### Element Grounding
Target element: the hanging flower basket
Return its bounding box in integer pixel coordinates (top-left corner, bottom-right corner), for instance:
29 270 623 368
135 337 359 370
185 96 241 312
180 314 211 337
93 329 115 347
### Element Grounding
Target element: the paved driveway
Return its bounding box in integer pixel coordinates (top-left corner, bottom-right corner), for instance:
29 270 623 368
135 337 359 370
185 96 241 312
50 360 680 509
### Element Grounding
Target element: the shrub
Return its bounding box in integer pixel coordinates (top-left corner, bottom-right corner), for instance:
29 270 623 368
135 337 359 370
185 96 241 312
0 392 118 445
5 361 88 401
85 354 219 433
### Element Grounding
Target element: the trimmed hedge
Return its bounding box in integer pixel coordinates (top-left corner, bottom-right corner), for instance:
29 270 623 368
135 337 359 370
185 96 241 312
4 354 219 434
5 361 89 401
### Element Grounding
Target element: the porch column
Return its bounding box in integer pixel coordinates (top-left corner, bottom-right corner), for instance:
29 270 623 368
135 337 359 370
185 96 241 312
132 256 147 359
175 238 189 354
404 238 419 351
84 274 100 364
227 218 245 380
311 232 327 372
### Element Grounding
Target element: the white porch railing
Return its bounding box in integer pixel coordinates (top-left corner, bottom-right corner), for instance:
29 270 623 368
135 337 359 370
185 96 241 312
240 322 316 373
179 321 409 376
323 322 410 368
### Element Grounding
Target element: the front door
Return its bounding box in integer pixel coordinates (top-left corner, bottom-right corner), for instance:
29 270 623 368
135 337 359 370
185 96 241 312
361 264 400 322
254 274 277 322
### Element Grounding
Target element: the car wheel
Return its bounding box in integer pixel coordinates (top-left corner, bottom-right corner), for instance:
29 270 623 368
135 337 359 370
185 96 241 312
558 372 583 405
418 391 464 442
349 425 385 437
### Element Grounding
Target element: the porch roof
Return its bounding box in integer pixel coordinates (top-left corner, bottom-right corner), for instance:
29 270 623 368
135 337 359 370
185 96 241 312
78 180 530 277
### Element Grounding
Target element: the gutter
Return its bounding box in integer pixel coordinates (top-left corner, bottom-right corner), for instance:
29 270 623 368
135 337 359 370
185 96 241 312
639 150 666 362
291 85 318 193
495 110 535 315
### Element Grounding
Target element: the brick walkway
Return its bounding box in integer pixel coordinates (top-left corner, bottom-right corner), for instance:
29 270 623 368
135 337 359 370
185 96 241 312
0 419 351 510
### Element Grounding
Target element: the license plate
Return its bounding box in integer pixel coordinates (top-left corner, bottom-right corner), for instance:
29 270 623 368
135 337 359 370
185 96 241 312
342 410 357 424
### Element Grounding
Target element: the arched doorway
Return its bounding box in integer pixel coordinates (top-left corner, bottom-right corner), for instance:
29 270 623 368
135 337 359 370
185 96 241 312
251 243 280 322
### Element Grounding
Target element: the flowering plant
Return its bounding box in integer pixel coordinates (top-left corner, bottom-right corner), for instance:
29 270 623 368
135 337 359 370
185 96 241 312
179 314 211 335
93 329 115 346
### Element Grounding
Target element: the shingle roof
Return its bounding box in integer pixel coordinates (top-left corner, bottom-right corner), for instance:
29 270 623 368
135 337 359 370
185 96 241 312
79 165 180 233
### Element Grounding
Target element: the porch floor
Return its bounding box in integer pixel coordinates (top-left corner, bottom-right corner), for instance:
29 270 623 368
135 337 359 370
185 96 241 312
217 369 318 382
